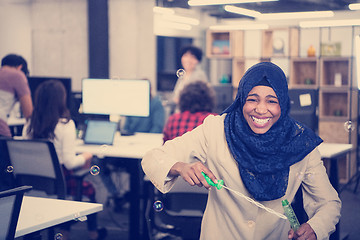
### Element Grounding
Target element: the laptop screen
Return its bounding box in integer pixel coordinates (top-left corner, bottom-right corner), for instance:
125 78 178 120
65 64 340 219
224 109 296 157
83 120 117 145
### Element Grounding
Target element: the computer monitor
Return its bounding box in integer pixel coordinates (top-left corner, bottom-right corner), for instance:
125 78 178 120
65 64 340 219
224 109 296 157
213 84 234 114
82 78 150 117
288 88 318 132
27 76 72 109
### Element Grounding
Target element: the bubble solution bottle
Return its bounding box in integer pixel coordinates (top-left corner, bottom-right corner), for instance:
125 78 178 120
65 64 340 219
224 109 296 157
282 199 300 231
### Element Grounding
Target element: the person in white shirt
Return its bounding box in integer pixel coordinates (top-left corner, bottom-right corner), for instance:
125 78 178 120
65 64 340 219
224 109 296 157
23 80 106 240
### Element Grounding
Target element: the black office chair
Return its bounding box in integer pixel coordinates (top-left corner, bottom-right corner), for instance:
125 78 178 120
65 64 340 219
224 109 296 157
0 138 88 201
145 178 208 240
0 185 32 240
0 138 89 239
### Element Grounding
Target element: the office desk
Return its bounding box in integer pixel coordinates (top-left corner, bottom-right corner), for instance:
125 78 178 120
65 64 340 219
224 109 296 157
7 117 26 136
76 132 163 240
15 196 103 238
318 142 352 240
318 142 353 192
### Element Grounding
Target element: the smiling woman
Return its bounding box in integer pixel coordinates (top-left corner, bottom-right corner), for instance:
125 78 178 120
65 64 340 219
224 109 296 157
142 61 341 240
242 82 281 134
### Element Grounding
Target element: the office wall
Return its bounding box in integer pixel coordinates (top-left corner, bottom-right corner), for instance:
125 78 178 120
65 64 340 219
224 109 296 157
109 0 156 91
0 1 32 69
0 0 156 92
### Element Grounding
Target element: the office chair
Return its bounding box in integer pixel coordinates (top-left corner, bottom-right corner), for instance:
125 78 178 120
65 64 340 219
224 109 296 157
0 185 32 240
0 138 88 201
0 138 89 239
145 177 208 240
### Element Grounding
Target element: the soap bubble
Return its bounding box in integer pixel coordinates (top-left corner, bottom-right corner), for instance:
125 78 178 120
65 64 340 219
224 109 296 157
90 165 100 176
176 69 186 78
54 233 63 240
153 200 164 212
6 165 13 173
344 121 355 132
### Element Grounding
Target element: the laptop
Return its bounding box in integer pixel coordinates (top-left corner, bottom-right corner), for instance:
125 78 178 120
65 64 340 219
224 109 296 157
0 185 32 240
83 120 118 145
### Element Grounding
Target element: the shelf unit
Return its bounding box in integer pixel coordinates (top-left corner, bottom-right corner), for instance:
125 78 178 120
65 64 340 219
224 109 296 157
318 57 358 183
289 57 319 88
206 30 243 58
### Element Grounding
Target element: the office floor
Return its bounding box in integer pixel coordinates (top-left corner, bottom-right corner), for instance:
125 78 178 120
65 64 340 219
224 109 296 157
25 174 360 240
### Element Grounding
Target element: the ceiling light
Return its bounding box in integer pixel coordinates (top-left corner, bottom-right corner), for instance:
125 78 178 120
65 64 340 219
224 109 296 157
156 22 192 31
188 0 278 6
162 14 200 25
258 11 334 20
224 5 261 18
349 3 360 10
300 19 360 28
225 6 334 20
209 23 268 30
153 6 175 14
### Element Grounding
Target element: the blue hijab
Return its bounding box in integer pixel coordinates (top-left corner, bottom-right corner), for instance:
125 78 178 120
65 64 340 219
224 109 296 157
223 62 322 201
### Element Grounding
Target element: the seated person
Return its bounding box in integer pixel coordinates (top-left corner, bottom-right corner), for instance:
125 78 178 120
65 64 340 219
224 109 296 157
123 78 165 134
163 81 217 142
22 80 106 240
123 94 165 134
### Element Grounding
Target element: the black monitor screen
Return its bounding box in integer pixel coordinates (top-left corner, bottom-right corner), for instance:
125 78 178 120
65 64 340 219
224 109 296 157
288 88 318 131
27 76 72 109
213 84 233 114
82 78 150 117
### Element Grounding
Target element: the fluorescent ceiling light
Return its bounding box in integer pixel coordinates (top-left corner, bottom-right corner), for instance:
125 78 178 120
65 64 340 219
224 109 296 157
258 11 334 20
153 6 175 14
209 23 268 30
349 3 360 10
188 0 278 6
157 22 192 31
224 5 260 18
162 14 200 25
225 6 333 20
300 19 360 28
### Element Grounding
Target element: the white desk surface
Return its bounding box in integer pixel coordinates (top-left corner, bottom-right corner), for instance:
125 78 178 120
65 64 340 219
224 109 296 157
76 132 163 159
15 196 103 238
318 142 353 159
76 134 353 160
7 117 26 126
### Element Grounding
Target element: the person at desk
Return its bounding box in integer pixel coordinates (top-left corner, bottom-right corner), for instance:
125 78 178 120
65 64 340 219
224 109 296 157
163 81 216 142
172 45 208 105
142 62 341 240
22 80 106 240
0 54 33 137
123 79 165 134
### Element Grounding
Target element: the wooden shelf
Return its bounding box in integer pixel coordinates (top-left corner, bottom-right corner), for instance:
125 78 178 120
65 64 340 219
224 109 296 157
320 57 351 87
206 30 243 58
261 27 299 58
289 57 319 88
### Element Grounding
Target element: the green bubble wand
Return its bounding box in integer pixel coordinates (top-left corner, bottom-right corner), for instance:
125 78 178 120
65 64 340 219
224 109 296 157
201 172 288 220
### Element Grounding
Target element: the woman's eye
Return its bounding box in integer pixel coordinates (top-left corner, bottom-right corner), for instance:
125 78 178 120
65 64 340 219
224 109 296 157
246 98 257 102
268 100 279 104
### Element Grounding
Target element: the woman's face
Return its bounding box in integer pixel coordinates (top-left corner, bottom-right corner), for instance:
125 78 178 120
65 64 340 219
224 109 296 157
242 85 281 134
181 51 199 72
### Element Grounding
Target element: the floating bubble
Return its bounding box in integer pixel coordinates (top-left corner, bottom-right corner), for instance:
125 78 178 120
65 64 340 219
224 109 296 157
153 200 164 212
54 233 63 240
344 121 355 132
90 165 100 176
176 69 186 78
6 165 13 173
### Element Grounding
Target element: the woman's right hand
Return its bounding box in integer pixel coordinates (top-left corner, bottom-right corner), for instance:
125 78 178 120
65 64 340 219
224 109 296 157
169 161 217 189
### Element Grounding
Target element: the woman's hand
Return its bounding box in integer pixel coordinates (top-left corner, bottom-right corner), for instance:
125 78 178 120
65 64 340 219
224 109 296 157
169 161 217 189
288 223 317 240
